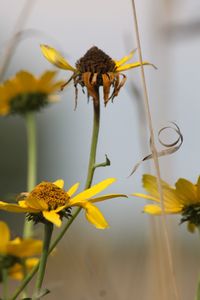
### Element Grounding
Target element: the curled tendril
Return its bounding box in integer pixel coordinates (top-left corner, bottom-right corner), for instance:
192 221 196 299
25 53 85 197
129 122 183 176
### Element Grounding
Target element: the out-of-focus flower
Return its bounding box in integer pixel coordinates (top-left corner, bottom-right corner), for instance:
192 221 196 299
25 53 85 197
0 179 126 229
0 70 63 115
133 174 200 233
8 258 39 281
0 221 42 281
40 45 156 106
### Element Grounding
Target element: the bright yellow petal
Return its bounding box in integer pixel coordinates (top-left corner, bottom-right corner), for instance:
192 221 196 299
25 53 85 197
143 204 182 215
15 71 37 93
53 179 64 189
70 178 116 205
25 197 48 211
0 221 10 253
175 178 198 205
0 201 36 213
66 182 80 197
7 239 42 257
42 210 61 227
116 61 156 72
132 193 160 202
114 49 136 68
40 45 76 71
84 203 109 229
90 193 127 203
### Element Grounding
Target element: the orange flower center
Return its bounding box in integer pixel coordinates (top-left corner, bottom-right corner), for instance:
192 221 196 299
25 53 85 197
28 182 69 210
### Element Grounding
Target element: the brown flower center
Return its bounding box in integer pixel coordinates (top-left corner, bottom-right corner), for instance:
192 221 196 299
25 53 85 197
76 46 116 74
28 182 69 210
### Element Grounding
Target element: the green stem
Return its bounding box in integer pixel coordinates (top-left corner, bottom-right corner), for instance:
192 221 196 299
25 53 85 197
23 112 37 238
33 223 53 299
2 268 8 300
9 97 101 300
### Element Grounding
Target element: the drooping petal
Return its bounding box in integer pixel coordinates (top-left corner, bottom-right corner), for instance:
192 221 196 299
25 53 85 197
53 179 64 189
84 203 109 229
116 61 156 72
187 222 196 233
114 49 136 68
42 210 62 227
7 239 43 257
90 193 127 203
0 221 10 253
40 45 76 71
69 178 116 205
102 73 111 105
66 182 80 197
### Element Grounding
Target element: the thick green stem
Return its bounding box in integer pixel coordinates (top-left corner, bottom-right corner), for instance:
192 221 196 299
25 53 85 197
2 268 8 300
33 223 53 299
9 98 101 300
23 112 37 238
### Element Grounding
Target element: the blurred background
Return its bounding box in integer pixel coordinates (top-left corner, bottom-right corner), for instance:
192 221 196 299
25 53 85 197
0 0 200 299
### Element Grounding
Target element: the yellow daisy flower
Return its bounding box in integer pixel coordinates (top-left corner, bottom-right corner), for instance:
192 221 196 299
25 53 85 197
40 45 156 106
133 174 200 232
0 178 126 229
0 70 63 115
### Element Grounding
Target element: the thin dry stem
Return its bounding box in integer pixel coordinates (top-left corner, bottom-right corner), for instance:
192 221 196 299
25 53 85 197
0 0 37 81
130 1 180 299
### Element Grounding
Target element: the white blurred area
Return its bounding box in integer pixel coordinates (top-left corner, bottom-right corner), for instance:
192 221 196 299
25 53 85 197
1 0 200 299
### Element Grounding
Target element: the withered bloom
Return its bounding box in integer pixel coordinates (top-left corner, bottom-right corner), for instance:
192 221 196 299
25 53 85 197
41 45 155 106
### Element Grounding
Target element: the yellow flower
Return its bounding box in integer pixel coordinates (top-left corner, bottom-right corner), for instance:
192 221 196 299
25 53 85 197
0 178 126 229
0 70 63 115
40 45 156 106
0 221 42 257
8 258 39 281
133 174 200 232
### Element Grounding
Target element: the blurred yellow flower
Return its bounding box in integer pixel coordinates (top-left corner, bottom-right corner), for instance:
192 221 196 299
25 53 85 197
0 70 63 115
8 258 39 281
40 45 155 106
0 178 126 229
0 221 42 257
133 174 200 232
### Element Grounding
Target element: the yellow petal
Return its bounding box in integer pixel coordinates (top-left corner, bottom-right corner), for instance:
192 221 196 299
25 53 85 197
0 201 36 213
15 71 37 93
42 210 61 227
132 193 160 202
197 176 200 199
175 178 198 205
7 239 42 257
116 61 156 72
70 178 116 205
40 45 76 71
90 193 127 203
84 203 109 229
66 182 80 197
0 221 10 253
114 49 136 68
53 179 64 189
25 197 48 211
143 204 181 215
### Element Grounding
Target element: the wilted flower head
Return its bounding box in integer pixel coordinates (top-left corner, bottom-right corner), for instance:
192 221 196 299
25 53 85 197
0 70 63 115
133 174 200 233
0 178 126 229
41 45 155 107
